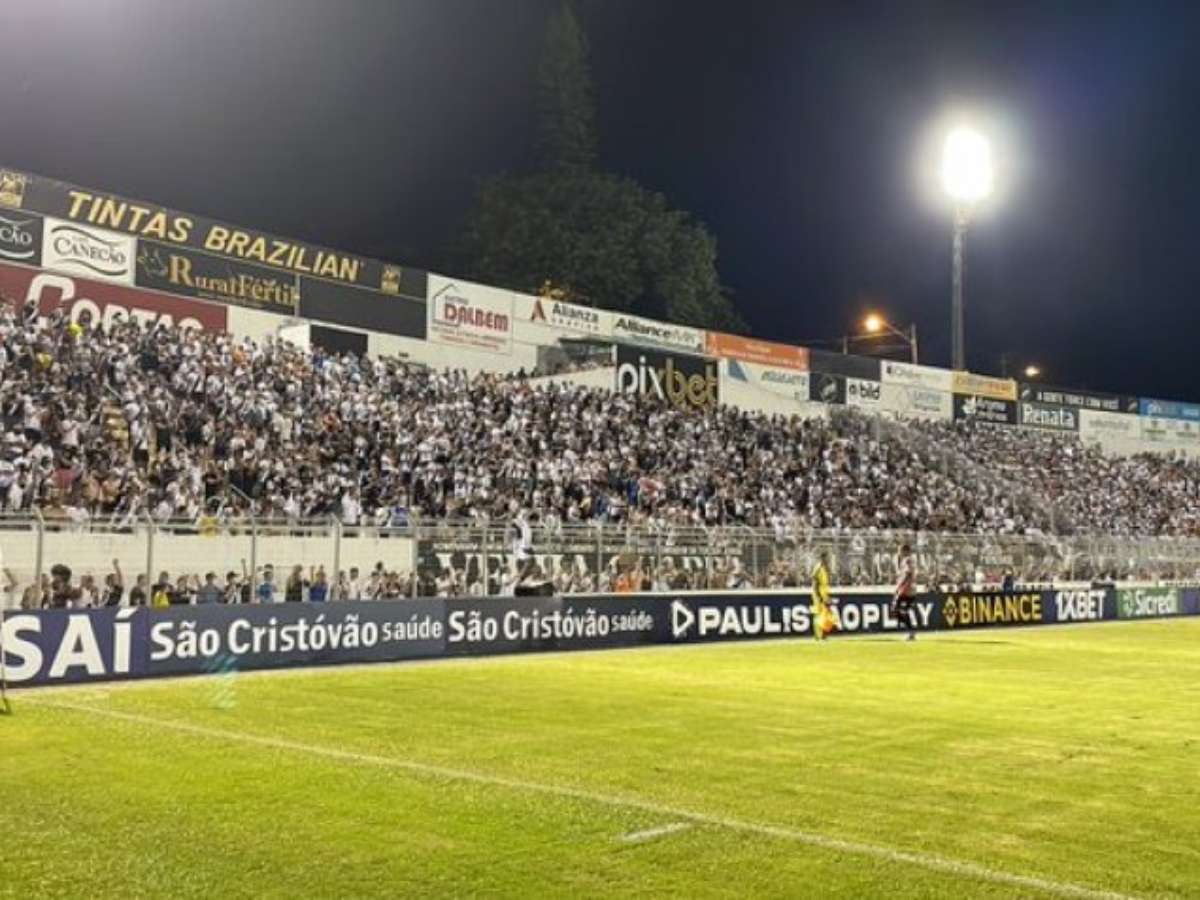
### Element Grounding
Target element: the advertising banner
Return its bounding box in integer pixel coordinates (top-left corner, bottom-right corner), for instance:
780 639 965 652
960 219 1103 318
299 275 426 340
1079 409 1139 442
0 261 228 332
952 371 1017 401
444 596 664 656
0 607 145 685
1116 587 1181 620
1018 383 1136 415
723 359 810 404
807 348 881 382
809 372 846 405
612 314 705 353
7 586 1196 687
41 216 135 285
145 600 445 676
1019 401 1079 432
953 393 1017 425
1042 588 1114 624
428 275 514 354
136 240 299 314
512 293 614 343
1138 398 1200 421
0 165 429 292
615 345 719 410
705 332 808 370
940 590 1047 629
881 360 953 392
880 383 952 421
664 592 934 642
845 377 882 409
0 208 42 264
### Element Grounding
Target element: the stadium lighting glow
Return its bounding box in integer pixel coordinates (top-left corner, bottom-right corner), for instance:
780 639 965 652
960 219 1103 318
1024 365 1042 379
863 314 884 333
941 127 994 204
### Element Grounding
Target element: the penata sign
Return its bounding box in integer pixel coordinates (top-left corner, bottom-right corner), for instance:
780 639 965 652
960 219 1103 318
0 260 228 332
41 217 135 285
1019 401 1079 432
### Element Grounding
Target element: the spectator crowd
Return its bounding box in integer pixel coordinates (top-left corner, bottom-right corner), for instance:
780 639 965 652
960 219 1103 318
1 298 1199 560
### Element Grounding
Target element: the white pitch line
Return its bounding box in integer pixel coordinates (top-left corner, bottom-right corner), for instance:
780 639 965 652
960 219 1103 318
26 698 1137 900
620 822 692 844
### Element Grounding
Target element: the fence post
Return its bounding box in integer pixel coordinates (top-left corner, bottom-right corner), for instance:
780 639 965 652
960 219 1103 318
331 516 342 600
481 524 491 597
143 511 154 595
249 510 259 602
595 527 603 590
33 507 45 600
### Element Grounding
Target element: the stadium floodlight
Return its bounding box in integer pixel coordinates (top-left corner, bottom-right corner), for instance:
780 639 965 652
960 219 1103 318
942 126 994 372
856 313 919 364
942 128 993 203
1024 365 1042 379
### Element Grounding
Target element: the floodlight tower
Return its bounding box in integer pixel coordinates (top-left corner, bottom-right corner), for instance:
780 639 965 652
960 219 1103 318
941 127 993 371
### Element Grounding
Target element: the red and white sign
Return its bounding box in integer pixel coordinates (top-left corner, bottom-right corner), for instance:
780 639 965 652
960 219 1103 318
0 260 228 332
428 274 514 354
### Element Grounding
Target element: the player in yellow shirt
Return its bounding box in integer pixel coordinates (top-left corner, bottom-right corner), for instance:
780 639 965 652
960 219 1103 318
811 550 835 642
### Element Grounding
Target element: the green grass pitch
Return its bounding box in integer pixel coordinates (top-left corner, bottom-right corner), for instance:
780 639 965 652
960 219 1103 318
3 620 1198 899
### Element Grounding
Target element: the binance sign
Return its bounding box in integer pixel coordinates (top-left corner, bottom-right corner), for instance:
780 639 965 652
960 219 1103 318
942 591 1045 629
615 345 719 411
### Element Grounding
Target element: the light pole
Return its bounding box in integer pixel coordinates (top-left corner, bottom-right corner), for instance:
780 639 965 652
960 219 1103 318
862 313 919 364
941 127 993 370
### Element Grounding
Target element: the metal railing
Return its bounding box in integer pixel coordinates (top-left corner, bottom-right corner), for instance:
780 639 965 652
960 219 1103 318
2 512 1199 607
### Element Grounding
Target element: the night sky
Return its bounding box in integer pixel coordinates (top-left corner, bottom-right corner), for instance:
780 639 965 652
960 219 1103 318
2 0 1197 399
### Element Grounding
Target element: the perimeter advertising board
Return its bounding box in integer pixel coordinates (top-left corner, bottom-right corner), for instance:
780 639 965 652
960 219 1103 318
954 393 1018 425
1139 398 1200 421
705 332 808 370
612 314 705 353
952 371 1017 401
427 275 514 354
0 165 429 296
0 260 228 332
512 293 614 343
136 240 299 314
1018 383 1136 415
614 345 719 410
881 360 953 392
0 208 42 264
41 217 135 285
5 587 1195 686
880 383 953 421
723 359 810 402
1019 401 1079 432
299 276 426 340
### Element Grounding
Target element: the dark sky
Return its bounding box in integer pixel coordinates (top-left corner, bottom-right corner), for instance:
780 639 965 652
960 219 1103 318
2 0 1197 398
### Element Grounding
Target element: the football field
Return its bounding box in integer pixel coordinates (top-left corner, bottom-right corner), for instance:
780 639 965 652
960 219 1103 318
4 620 1198 899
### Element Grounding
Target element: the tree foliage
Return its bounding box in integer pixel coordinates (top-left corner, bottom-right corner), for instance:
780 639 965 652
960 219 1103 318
461 2 744 332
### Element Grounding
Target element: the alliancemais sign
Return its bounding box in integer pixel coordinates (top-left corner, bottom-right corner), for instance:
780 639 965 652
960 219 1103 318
612 314 705 353
41 217 134 285
0 261 227 332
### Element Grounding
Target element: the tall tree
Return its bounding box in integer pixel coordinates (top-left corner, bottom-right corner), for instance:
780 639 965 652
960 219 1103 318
536 2 596 171
461 1 744 332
